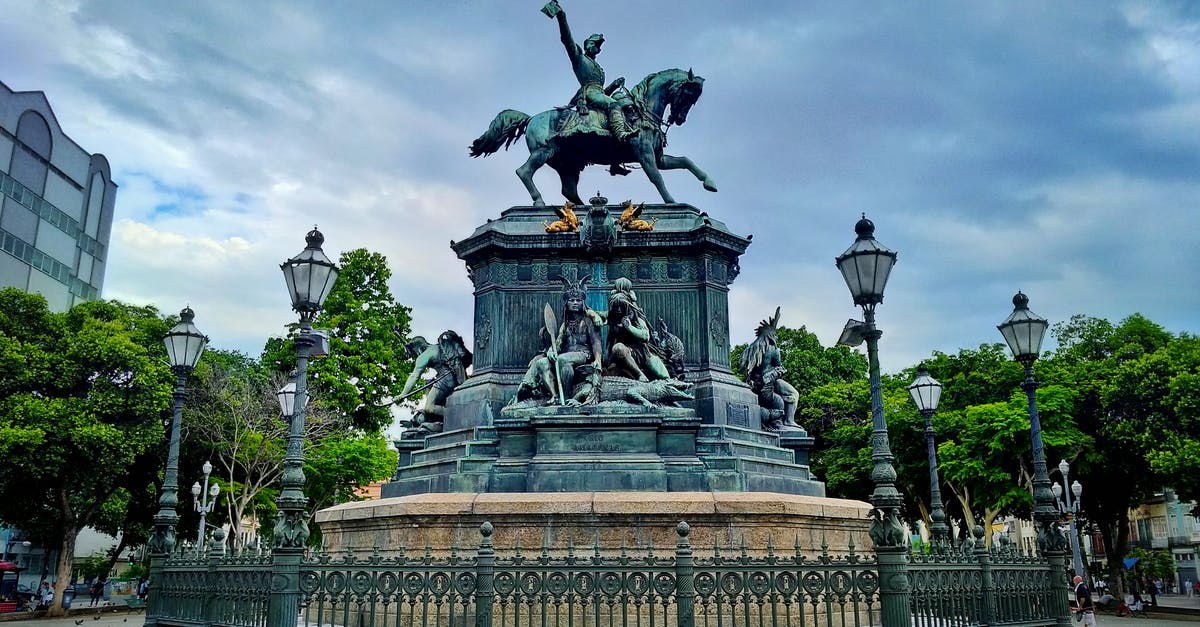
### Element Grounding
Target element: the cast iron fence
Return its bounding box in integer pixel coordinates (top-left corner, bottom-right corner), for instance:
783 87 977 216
908 529 1063 627
152 522 1067 627
154 521 880 627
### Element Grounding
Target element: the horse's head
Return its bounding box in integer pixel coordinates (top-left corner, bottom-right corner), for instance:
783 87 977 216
632 68 706 127
667 69 705 126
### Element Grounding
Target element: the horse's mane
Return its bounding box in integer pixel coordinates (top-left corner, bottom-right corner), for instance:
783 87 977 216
630 68 689 103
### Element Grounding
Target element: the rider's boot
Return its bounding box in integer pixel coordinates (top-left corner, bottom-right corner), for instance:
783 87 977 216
609 108 639 141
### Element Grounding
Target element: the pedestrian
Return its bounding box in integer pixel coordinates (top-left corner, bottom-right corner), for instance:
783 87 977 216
89 579 103 606
1073 575 1096 626
1186 577 1193 597
37 581 52 609
1145 577 1158 606
137 578 149 601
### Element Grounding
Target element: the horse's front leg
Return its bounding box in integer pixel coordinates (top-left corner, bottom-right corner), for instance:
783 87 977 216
636 143 675 204
516 147 553 207
658 153 717 192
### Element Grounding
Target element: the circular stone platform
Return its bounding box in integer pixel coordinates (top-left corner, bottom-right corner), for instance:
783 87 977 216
316 492 871 557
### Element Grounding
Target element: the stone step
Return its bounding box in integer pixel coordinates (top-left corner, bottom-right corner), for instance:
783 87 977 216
696 438 795 463
697 425 782 447
410 440 499 465
423 426 498 448
396 456 496 481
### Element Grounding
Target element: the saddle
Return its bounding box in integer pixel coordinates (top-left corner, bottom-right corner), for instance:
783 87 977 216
556 85 641 139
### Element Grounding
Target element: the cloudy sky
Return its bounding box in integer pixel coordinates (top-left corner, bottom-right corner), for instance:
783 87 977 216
3 1 1197 375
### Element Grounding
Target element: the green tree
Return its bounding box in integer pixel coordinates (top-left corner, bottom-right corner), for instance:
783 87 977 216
263 249 414 431
1127 547 1176 580
1040 313 1195 594
303 431 398 546
0 289 173 615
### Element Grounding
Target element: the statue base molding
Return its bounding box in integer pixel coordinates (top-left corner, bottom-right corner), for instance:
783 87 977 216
317 491 869 557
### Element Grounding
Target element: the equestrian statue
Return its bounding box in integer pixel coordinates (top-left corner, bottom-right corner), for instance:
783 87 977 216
469 0 718 207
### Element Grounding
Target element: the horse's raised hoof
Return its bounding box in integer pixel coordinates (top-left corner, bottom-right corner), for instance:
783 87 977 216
703 179 718 192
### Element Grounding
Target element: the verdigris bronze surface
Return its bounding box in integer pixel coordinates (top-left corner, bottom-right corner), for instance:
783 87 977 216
469 4 716 206
397 331 472 437
513 278 603 405
741 307 803 432
509 275 689 410
606 277 671 382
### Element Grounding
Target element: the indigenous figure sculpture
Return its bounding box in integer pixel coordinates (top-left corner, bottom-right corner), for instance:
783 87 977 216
654 318 686 379
469 4 716 207
606 278 671 382
740 308 802 432
515 278 604 405
398 331 472 437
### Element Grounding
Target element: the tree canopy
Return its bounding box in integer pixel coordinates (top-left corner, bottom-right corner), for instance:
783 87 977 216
263 248 414 431
0 289 174 614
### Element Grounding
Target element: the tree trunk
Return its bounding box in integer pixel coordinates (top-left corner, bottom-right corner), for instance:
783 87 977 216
46 527 78 617
103 535 129 581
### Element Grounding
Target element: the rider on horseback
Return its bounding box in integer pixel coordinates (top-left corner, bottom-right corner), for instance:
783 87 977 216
544 0 639 142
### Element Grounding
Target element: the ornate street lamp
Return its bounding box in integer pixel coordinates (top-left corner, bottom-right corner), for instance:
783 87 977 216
908 367 949 549
998 291 1071 620
146 307 207 626
268 227 338 626
835 215 909 624
276 380 297 419
192 461 220 553
1052 460 1085 577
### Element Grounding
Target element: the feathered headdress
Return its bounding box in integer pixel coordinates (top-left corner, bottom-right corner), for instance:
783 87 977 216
740 307 781 375
560 276 589 301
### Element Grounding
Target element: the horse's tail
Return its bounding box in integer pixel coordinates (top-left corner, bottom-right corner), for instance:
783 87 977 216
469 109 530 157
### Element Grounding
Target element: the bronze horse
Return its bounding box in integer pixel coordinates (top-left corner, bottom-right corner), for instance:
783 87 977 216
470 68 717 206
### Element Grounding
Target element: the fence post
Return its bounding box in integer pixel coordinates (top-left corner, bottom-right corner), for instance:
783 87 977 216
203 529 226 627
1046 550 1072 627
475 522 495 627
674 522 695 627
973 526 994 626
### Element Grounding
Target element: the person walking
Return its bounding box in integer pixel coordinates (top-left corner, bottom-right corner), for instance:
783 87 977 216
89 579 104 606
1186 577 1193 598
1073 575 1096 626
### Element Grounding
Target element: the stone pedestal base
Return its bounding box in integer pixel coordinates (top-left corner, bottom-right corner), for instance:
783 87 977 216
316 491 870 557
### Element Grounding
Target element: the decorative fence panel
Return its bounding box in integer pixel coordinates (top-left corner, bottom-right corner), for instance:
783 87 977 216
157 521 881 627
908 532 1060 627
157 551 272 627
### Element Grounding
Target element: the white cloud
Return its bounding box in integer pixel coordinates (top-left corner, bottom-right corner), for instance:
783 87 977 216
1 0 1195 375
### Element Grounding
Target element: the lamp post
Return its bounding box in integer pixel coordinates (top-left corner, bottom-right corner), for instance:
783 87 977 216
908 367 949 549
192 461 221 553
146 307 208 627
268 227 338 627
998 291 1071 626
835 215 909 625
1052 459 1084 577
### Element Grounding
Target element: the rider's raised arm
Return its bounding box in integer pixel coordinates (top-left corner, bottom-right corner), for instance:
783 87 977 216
555 10 581 62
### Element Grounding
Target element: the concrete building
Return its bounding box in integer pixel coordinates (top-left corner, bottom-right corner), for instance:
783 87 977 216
0 80 116 310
